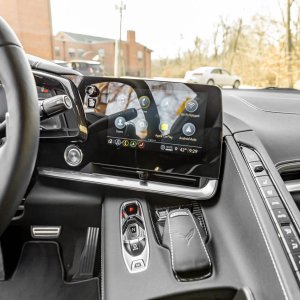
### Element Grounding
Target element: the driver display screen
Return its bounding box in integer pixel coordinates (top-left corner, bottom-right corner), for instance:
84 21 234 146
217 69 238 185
83 79 222 179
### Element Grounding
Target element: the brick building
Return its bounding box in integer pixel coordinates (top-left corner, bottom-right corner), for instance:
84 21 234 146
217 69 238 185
0 0 53 60
53 31 152 77
0 0 152 77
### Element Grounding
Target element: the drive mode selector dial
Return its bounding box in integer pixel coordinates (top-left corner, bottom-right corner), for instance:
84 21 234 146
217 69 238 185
120 201 149 273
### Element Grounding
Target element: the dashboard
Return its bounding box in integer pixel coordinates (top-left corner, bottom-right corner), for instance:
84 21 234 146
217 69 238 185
2 54 298 300
5 56 300 300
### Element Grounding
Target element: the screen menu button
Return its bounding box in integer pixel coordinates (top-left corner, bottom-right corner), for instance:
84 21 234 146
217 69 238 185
182 123 196 136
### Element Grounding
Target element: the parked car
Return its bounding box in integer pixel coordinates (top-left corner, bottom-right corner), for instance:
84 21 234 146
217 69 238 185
52 60 71 68
184 66 241 88
70 60 103 76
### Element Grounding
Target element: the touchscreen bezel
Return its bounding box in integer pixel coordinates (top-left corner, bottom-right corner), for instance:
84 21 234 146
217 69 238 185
79 77 223 179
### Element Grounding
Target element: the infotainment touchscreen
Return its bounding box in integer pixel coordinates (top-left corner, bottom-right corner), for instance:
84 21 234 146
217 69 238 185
82 79 222 179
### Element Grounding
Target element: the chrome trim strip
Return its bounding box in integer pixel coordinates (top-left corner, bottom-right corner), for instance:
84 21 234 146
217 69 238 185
285 180 300 193
31 226 61 239
276 161 300 174
38 168 218 200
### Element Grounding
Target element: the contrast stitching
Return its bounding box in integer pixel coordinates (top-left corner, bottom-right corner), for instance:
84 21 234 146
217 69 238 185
187 210 212 268
167 210 211 282
167 211 177 279
226 142 288 300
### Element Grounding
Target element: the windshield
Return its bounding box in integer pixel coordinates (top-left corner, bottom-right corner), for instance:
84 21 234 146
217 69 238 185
1 0 300 89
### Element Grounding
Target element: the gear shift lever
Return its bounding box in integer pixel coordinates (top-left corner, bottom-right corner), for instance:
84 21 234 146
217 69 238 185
162 209 212 281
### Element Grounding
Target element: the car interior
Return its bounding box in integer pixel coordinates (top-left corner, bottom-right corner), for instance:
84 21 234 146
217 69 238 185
1 16 300 300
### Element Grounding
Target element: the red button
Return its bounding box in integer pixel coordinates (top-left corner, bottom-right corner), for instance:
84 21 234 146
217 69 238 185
138 141 145 149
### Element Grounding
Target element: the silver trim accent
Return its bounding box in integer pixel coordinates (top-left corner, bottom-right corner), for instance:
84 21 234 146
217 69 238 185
64 145 83 167
276 161 300 174
120 201 149 274
38 168 218 200
31 226 61 239
285 180 300 193
74 227 99 279
275 161 300 193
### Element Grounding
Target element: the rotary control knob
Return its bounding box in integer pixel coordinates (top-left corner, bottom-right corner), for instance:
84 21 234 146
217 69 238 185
64 145 83 167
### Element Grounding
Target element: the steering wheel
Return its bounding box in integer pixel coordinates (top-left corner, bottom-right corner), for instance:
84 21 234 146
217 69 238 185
0 18 39 235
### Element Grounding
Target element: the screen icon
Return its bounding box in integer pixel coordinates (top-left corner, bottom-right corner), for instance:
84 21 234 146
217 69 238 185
159 122 169 133
122 140 129 147
137 119 148 130
130 140 137 148
139 96 150 109
138 141 145 149
185 99 198 113
182 123 196 136
115 116 126 130
115 139 122 146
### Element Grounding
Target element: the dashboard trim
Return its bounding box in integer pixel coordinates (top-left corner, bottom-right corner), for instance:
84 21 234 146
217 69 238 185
285 180 300 193
38 168 218 200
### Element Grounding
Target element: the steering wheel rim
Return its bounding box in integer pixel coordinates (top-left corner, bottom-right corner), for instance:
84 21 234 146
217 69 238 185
0 18 39 235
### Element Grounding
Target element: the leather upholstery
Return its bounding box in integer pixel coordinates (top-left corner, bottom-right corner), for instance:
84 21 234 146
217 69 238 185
162 209 211 281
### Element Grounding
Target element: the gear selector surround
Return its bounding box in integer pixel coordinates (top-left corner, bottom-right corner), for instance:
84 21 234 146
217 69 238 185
120 201 149 273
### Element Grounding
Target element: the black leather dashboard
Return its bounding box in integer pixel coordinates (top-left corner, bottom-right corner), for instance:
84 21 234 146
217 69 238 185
223 89 300 165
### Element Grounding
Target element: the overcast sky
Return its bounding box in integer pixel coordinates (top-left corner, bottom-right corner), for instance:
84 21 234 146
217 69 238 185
51 0 281 58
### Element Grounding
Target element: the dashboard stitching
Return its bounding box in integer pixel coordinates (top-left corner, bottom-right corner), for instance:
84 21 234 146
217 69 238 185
229 93 300 115
226 141 289 300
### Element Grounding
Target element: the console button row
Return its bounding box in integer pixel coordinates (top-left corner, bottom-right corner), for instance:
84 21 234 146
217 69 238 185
293 254 300 270
241 146 300 276
273 209 290 224
265 197 283 209
261 186 278 198
249 161 267 177
256 176 272 187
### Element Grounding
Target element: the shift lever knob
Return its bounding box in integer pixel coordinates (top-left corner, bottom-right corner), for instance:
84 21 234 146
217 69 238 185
162 209 212 281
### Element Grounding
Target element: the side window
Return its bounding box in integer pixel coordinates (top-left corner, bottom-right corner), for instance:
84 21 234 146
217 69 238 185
212 69 221 74
68 48 76 58
71 62 79 70
98 48 105 58
81 63 88 71
77 49 85 58
137 50 143 60
54 46 60 57
222 69 230 75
